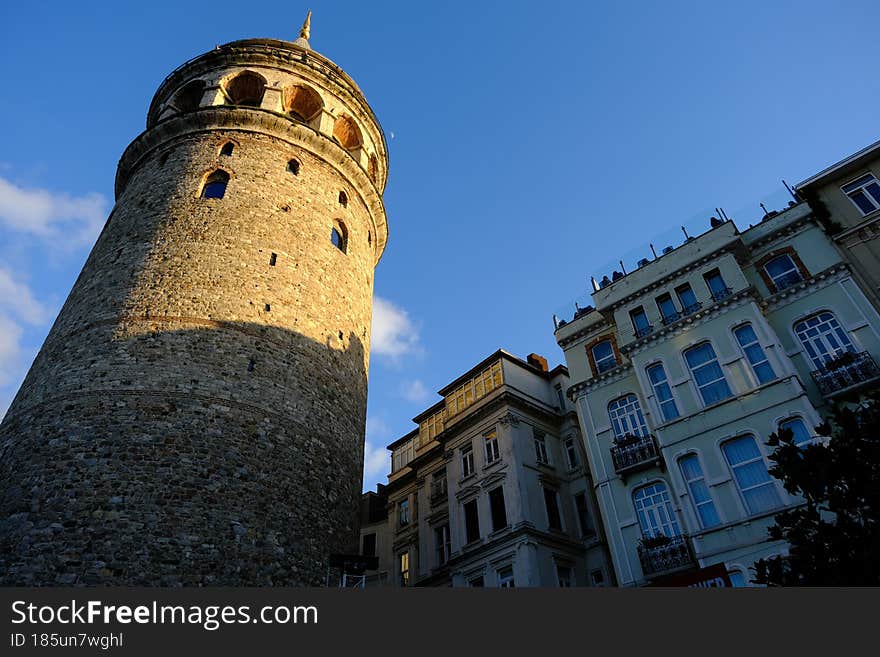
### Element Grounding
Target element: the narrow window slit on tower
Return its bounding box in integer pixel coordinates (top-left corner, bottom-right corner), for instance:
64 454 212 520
220 142 234 156
264 304 271 312
338 191 348 207
287 159 300 175
201 170 229 199
247 358 255 372
338 331 343 340
269 253 277 266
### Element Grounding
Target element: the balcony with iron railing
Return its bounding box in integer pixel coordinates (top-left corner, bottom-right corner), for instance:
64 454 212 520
634 324 654 339
811 351 880 397
637 534 696 579
610 434 662 476
710 286 733 302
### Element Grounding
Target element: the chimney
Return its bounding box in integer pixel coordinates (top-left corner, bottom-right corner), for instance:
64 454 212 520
527 353 549 372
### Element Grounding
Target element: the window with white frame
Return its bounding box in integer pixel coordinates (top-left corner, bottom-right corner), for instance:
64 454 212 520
497 566 515 588
728 569 747 587
734 323 776 385
684 342 732 406
794 311 856 369
608 393 648 439
392 438 415 472
591 340 618 374
556 564 573 587
722 435 782 515
484 430 500 464
434 524 451 566
779 417 813 446
398 552 410 587
534 429 549 465
763 254 803 291
460 443 475 478
646 362 679 422
841 173 880 215
678 454 720 529
563 437 579 469
398 499 410 527
633 482 680 539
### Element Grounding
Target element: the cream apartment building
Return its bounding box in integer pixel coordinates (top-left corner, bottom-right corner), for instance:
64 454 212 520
554 200 880 586
362 351 613 587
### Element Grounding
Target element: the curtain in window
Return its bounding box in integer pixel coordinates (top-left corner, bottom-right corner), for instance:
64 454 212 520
685 343 732 405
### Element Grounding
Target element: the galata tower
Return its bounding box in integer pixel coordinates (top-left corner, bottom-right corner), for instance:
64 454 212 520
0 13 388 585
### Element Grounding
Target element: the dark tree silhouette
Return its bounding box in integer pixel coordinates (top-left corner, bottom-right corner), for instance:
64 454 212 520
753 394 880 586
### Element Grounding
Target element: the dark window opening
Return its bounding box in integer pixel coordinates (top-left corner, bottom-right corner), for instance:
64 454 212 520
368 230 372 246
544 487 562 531
489 487 508 532
224 71 266 107
264 304 271 312
287 159 300 176
201 170 229 199
339 190 348 207
219 142 234 156
362 533 376 556
269 253 277 266
247 358 255 372
574 492 594 536
464 499 480 544
331 225 348 253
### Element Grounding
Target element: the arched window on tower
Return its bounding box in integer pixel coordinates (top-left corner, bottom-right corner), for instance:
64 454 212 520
224 71 267 107
219 142 234 156
171 79 206 113
283 84 323 124
331 221 348 254
287 159 300 176
333 115 362 152
201 170 230 199
338 191 348 207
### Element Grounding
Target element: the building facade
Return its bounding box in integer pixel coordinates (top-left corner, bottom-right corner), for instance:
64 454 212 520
362 351 613 587
796 138 880 311
0 18 389 585
554 200 880 586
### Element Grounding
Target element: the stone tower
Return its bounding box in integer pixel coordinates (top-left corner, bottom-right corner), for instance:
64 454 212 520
0 16 388 585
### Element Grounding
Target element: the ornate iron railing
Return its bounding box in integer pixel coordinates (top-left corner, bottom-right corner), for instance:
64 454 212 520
811 351 880 396
637 534 695 578
610 435 661 475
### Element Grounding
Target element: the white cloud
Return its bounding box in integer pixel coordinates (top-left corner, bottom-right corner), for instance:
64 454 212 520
0 175 107 247
0 316 25 387
0 268 52 326
371 296 421 362
399 378 431 404
362 440 390 486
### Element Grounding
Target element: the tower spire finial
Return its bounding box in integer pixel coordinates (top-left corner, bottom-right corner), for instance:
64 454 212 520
299 10 312 40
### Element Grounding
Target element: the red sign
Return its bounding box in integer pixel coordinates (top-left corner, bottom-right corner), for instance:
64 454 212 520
648 563 733 588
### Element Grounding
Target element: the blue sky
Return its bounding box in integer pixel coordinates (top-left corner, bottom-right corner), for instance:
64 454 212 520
1 1 878 491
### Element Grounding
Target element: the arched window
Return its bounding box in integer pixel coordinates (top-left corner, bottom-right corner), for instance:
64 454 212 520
219 142 234 156
171 79 206 112
608 394 647 439
224 71 267 107
778 417 813 446
763 254 803 291
331 222 348 253
633 482 680 539
794 311 855 369
684 342 732 405
733 323 776 385
338 191 348 207
646 362 679 422
721 435 781 515
287 159 300 176
201 170 229 199
678 454 720 529
333 115 362 151
283 84 323 122
591 339 617 374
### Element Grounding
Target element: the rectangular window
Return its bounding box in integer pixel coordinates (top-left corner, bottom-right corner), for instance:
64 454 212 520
398 499 410 527
574 492 594 536
460 443 474 478
656 293 679 324
704 269 730 301
734 324 776 385
590 569 606 587
488 486 508 532
678 454 721 529
842 173 880 215
399 552 410 587
544 487 562 531
434 525 451 566
591 340 618 373
564 437 579 469
392 439 415 472
722 435 782 515
646 362 680 422
534 430 549 465
675 283 699 315
484 430 500 464
556 565 573 587
554 383 566 409
630 306 652 338
362 532 376 557
764 254 803 291
498 566 515 588
463 499 480 544
684 342 732 406
431 469 447 501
